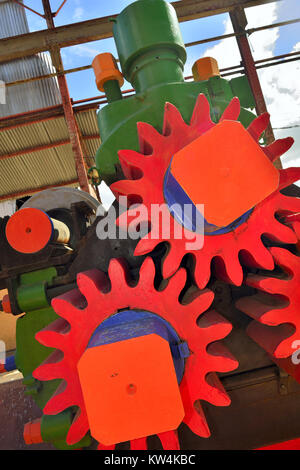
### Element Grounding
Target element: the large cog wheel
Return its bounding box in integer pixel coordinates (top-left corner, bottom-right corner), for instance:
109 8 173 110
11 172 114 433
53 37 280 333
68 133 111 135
237 247 300 361
110 94 300 289
32 257 238 450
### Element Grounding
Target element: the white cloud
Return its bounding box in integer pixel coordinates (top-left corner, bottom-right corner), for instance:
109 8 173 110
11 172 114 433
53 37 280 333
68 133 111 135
70 44 101 58
198 3 300 168
73 7 84 21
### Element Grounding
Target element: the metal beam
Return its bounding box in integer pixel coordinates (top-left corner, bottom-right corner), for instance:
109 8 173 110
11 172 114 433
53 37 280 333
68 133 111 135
229 8 281 168
0 0 280 64
0 135 100 161
0 179 79 202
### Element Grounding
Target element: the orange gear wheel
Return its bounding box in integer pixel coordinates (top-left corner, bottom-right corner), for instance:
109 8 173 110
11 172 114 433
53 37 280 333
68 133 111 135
33 257 238 449
110 95 300 289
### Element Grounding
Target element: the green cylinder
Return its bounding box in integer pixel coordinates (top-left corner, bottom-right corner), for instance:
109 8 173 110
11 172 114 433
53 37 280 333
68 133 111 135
113 0 186 93
103 79 123 102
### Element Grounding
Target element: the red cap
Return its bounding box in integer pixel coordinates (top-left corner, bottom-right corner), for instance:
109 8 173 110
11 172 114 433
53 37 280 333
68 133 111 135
5 208 53 254
23 419 43 445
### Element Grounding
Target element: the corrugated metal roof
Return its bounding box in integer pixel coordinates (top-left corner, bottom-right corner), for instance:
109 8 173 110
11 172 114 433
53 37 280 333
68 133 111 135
0 107 101 200
0 1 101 201
0 0 61 117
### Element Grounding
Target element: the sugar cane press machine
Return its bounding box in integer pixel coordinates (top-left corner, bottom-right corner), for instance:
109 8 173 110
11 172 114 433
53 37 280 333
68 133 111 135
1 0 300 451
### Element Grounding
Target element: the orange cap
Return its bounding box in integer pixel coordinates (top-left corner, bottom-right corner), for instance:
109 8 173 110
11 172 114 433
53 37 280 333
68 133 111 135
23 419 43 445
92 53 124 92
1 294 11 314
192 57 220 81
170 120 279 227
78 334 184 446
5 208 53 254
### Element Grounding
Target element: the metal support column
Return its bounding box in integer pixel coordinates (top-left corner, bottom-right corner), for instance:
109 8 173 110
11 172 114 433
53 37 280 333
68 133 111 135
229 8 281 168
42 0 90 192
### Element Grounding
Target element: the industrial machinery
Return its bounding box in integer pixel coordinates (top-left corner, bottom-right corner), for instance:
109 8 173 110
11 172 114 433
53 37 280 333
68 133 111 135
1 0 300 450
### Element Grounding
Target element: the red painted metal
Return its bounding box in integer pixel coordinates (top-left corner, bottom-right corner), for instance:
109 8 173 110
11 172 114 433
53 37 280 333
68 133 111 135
257 438 300 450
33 257 238 448
237 248 300 358
111 95 300 289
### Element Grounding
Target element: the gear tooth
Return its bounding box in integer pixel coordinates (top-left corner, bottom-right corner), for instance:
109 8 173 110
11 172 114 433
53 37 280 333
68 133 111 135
110 179 142 197
163 102 186 136
194 257 212 289
279 167 300 190
52 290 86 321
247 321 295 358
183 399 211 438
206 343 239 372
97 443 116 450
219 97 240 122
204 372 231 406
108 258 131 290
236 294 280 322
184 290 215 328
263 137 294 162
138 256 156 287
214 253 243 286
197 310 232 341
266 218 298 244
77 269 110 302
35 330 66 350
130 437 148 450
240 241 275 271
66 408 90 446
166 266 187 293
43 381 76 415
33 350 64 381
157 430 180 450
190 93 214 134
134 236 158 256
247 112 270 141
118 148 145 174
269 246 299 273
38 317 70 336
274 333 298 358
245 272 282 293
162 243 184 279
277 193 300 214
137 121 163 154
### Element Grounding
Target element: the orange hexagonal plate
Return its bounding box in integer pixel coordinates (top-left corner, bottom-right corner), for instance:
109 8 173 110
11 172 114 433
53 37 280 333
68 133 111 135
170 120 279 227
77 334 184 446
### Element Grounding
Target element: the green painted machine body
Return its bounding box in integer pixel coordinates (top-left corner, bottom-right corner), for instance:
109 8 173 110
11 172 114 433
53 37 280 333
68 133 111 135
15 268 91 450
95 0 256 183
13 0 257 450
